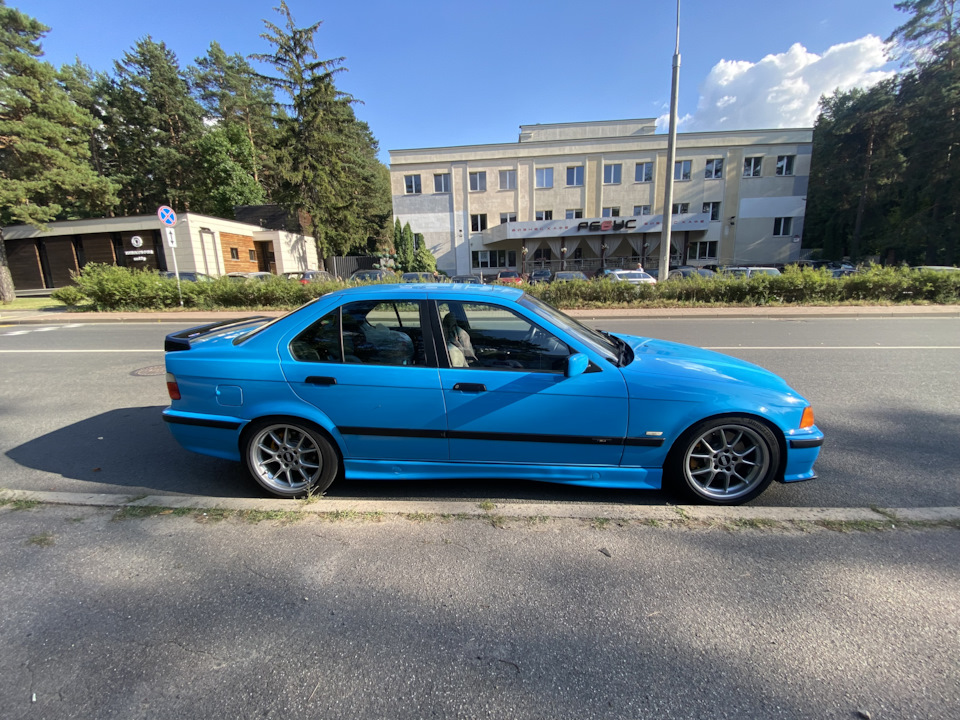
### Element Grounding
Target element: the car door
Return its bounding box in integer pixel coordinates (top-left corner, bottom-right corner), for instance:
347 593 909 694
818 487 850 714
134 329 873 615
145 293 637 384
435 299 628 466
279 297 448 462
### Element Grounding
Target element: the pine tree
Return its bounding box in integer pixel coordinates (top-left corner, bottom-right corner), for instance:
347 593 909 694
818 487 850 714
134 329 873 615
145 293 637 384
399 223 416 272
0 1 117 301
189 42 276 188
99 37 204 214
253 1 390 260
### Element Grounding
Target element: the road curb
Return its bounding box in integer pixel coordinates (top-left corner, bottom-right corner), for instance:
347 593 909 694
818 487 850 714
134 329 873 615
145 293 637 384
3 489 959 524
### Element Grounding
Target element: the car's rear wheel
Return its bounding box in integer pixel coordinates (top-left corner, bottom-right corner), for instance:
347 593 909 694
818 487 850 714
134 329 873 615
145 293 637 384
669 417 780 505
244 420 339 498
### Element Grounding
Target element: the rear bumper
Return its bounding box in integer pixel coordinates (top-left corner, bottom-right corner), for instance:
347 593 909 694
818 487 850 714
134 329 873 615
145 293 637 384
163 409 245 461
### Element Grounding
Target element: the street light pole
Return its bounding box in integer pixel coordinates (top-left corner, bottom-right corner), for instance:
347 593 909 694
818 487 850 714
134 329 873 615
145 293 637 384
659 0 681 280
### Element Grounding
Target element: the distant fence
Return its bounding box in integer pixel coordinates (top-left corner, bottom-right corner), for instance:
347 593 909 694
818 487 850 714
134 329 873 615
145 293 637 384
324 256 378 279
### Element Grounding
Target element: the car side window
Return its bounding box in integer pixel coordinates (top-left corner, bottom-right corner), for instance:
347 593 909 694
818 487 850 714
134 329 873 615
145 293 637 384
438 301 570 372
341 300 426 366
290 309 343 363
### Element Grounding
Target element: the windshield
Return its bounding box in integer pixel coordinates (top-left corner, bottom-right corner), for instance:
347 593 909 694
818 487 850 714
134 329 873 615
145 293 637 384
232 297 324 345
617 272 650 280
519 294 619 363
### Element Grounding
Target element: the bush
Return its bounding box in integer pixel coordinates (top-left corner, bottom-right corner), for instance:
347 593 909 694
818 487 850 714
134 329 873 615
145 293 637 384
59 263 959 311
50 285 85 306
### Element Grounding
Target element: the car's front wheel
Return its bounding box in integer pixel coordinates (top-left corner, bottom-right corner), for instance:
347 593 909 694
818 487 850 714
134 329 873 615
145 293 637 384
243 420 339 498
669 417 780 505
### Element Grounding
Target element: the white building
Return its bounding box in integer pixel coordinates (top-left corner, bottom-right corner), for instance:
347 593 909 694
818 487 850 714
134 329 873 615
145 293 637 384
2 213 317 290
389 119 811 276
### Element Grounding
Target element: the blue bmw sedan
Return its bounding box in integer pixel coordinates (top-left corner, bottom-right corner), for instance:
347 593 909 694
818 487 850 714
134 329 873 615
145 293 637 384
163 284 822 504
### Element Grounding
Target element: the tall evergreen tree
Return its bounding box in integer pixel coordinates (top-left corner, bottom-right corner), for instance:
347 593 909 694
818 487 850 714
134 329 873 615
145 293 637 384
189 42 276 188
99 37 204 214
252 1 390 259
0 1 116 301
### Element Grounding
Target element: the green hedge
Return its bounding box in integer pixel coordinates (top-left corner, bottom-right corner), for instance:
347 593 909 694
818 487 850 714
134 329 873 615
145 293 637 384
50 263 960 311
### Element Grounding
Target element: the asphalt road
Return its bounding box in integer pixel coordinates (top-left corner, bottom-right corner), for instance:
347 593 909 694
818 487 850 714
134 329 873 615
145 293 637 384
1 317 958 508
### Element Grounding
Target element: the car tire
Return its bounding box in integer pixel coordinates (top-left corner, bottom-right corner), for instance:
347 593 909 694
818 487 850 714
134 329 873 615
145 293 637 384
667 416 780 505
243 419 340 498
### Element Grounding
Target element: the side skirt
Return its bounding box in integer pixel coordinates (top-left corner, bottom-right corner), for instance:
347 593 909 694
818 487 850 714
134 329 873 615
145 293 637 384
342 459 662 490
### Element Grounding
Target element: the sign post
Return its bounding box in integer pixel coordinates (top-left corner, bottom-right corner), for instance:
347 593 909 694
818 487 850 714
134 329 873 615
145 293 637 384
157 206 183 307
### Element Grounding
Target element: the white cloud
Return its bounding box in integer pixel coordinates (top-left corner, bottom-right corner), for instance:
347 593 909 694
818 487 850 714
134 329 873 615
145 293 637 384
672 35 893 132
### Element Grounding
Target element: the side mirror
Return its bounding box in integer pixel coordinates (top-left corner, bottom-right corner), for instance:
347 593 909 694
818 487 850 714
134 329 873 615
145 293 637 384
565 353 589 378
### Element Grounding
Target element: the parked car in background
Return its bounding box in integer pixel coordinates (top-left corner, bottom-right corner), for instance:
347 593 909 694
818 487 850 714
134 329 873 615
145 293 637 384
160 271 212 282
911 265 960 272
227 271 274 281
495 270 523 285
718 266 781 278
163 284 822 505
401 272 436 283
552 271 590 282
284 270 337 284
606 269 657 285
451 274 483 284
349 269 395 283
667 266 717 280
528 268 553 284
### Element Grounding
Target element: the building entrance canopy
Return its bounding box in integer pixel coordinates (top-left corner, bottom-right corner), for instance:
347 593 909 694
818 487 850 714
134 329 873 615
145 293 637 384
481 213 711 246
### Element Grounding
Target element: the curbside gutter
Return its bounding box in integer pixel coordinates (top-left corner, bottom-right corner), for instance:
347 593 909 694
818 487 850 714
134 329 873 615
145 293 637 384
2 488 959 525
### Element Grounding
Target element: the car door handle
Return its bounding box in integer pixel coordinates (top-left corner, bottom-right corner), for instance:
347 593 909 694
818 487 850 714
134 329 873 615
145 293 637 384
453 382 486 392
305 376 337 386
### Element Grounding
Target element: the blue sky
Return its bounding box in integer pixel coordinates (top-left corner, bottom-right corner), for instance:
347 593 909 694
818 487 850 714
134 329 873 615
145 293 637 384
17 0 906 161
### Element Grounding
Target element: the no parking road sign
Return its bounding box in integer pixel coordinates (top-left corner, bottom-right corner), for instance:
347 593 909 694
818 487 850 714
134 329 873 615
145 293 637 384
157 205 177 226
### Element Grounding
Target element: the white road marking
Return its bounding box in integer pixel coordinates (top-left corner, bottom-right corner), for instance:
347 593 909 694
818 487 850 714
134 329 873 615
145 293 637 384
0 349 161 353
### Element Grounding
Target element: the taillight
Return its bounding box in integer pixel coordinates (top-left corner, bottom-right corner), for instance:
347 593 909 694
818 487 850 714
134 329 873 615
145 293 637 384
166 372 181 401
800 406 815 428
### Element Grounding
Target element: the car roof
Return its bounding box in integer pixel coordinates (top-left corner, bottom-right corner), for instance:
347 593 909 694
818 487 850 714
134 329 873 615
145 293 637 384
327 283 524 301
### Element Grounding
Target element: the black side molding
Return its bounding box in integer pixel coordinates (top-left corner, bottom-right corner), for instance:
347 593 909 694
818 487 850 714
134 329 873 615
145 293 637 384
163 415 242 430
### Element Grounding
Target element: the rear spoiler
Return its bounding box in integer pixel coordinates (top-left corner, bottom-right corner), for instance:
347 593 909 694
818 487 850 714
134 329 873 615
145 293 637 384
164 316 271 352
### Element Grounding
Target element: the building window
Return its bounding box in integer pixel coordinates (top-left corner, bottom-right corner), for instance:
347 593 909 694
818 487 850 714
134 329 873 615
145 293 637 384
471 214 488 232
674 160 691 181
776 155 795 176
603 163 622 184
469 171 487 192
565 209 583 219
702 201 721 221
533 248 552 262
672 202 689 214
691 241 718 260
500 212 517 224
633 205 651 216
499 169 516 190
773 217 793 236
472 250 515 268
744 157 762 177
601 207 620 217
704 158 723 179
404 174 421 194
249 249 256 261
566 166 584 187
535 167 554 188
535 210 553 221
635 162 653 183
230 248 239 260
434 173 451 193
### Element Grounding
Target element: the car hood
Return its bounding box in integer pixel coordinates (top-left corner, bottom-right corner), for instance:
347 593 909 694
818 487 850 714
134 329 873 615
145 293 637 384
619 335 794 395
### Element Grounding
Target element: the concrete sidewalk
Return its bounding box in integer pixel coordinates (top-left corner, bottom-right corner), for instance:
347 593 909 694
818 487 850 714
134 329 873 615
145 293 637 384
3 303 959 325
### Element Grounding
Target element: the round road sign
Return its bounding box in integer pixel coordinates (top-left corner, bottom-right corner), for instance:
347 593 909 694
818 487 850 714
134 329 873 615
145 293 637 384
157 206 177 226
